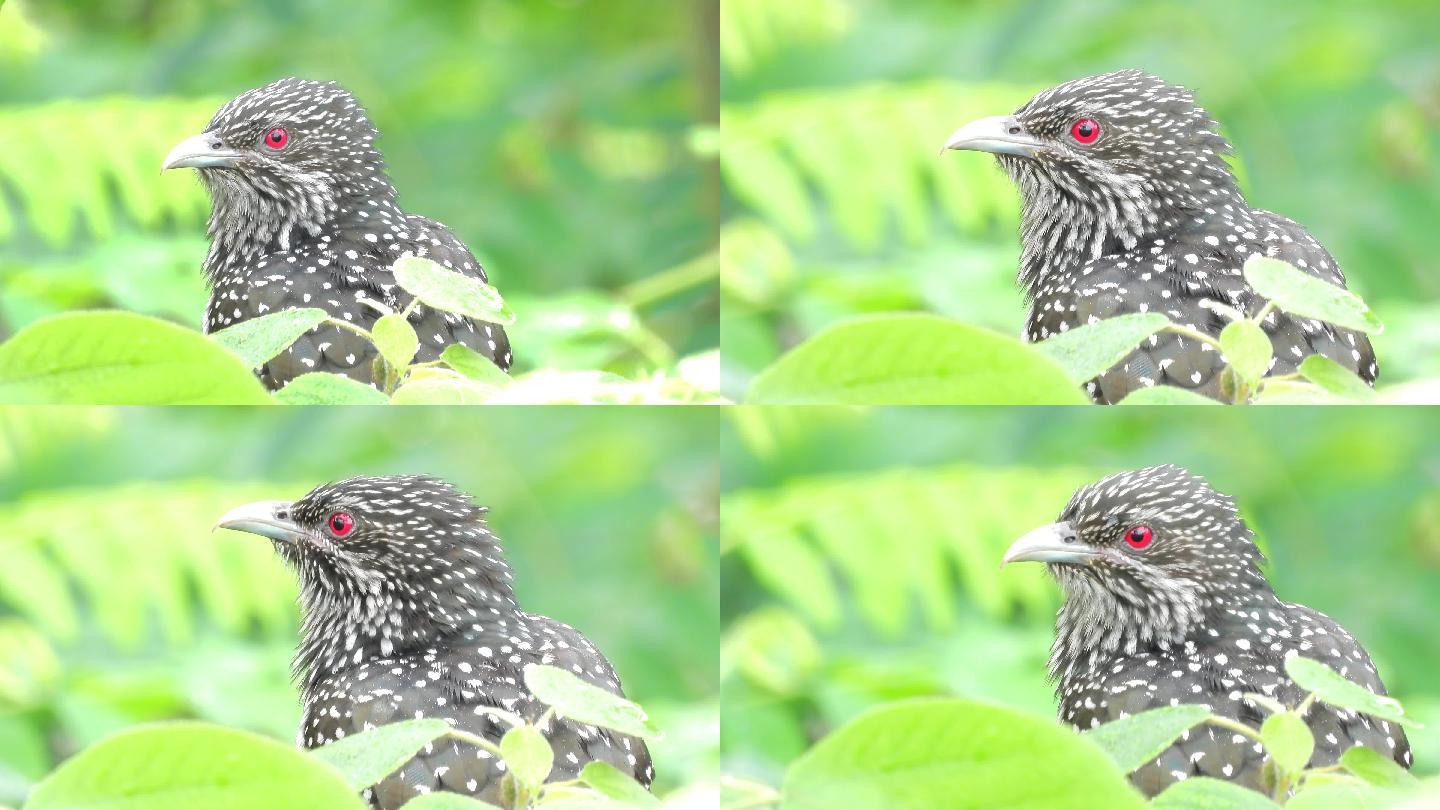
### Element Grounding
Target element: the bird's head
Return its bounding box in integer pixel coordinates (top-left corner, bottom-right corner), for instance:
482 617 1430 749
943 71 1242 290
218 475 516 668
1005 464 1271 668
164 77 395 255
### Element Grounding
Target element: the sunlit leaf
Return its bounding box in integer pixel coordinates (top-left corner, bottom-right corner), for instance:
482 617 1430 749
372 313 420 370
1033 313 1170 384
1298 355 1375 401
1082 705 1211 774
209 308 329 369
577 760 658 807
1117 386 1220 405
1243 256 1383 334
1151 777 1281 809
392 255 514 325
523 665 659 740
309 718 451 791
499 724 554 790
1284 657 1418 727
273 373 389 405
1219 319 1272 387
1260 711 1313 775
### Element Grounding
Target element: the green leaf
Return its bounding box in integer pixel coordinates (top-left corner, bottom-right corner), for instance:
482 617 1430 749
1033 313 1170 384
1243 256 1383 334
1285 782 1396 810
1117 386 1220 405
747 314 1087 405
1251 380 1345 405
1338 745 1419 789
372 314 420 370
782 698 1144 810
399 794 505 809
577 761 659 807
209 307 329 368
441 344 511 385
390 370 497 404
309 718 451 791
1150 777 1282 809
392 255 515 325
24 721 364 810
1298 355 1375 401
1284 657 1419 727
523 664 660 740
499 725 554 791
0 311 271 404
1218 319 1272 387
1260 711 1314 775
273 373 389 405
1081 705 1211 773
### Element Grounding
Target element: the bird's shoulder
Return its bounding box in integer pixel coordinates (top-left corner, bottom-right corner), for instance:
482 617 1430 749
1249 209 1347 287
397 213 491 283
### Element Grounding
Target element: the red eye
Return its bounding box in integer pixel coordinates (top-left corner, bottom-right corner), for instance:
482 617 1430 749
1125 525 1153 550
263 127 289 150
327 512 354 537
1070 118 1100 144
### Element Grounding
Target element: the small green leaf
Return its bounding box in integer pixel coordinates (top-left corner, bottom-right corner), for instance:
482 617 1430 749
1252 380 1345 405
1298 355 1375 401
390 370 497 404
1337 745 1419 789
782 698 1144 810
1284 657 1419 727
0 311 271 405
523 664 660 740
372 314 420 370
310 718 451 791
578 761 659 806
441 344 511 385
1151 776 1282 809
1219 319 1272 387
392 255 514 325
1285 781 1394 810
499 725 553 791
1033 312 1170 384
747 314 1087 405
1260 711 1314 775
25 721 364 810
273 373 389 405
1117 386 1220 405
210 307 329 368
1081 705 1211 774
399 794 505 809
1243 256 1383 334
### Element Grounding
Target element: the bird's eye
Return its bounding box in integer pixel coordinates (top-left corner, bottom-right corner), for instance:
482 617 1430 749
1124 524 1154 550
263 127 289 150
1070 118 1100 144
327 512 355 537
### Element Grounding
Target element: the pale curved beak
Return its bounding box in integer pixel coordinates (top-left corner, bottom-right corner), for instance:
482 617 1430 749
162 132 243 172
1002 521 1098 567
942 115 1044 159
216 500 303 544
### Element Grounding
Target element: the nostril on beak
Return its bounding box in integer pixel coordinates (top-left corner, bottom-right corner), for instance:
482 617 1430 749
1008 125 1022 135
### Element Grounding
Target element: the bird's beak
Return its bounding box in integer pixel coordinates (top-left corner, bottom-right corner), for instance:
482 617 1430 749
162 132 243 172
942 115 1044 159
216 500 305 544
1002 522 1099 567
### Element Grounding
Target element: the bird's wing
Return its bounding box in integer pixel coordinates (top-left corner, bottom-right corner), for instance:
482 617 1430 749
393 214 513 370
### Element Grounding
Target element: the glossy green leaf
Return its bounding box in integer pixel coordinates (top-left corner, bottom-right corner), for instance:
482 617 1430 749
577 760 658 806
309 718 451 791
1117 385 1220 405
1337 745 1419 789
1219 319 1272 387
524 664 660 740
1298 355 1375 401
209 307 329 368
372 314 420 370
1033 312 1170 384
782 699 1144 810
1243 256 1383 334
25 721 364 810
1284 657 1419 727
273 373 389 405
1151 777 1281 809
1082 705 1211 773
499 724 554 791
440 344 511 385
747 314 1087 405
0 311 271 404
392 255 514 326
1260 711 1313 775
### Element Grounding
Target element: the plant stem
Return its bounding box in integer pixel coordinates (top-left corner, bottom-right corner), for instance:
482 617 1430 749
442 727 506 760
1205 714 1264 744
619 252 718 309
323 317 374 342
1161 322 1224 352
1251 300 1278 325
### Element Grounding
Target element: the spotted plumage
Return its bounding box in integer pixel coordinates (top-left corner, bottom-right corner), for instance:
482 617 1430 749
164 78 511 390
944 70 1375 403
1004 465 1410 797
217 475 651 809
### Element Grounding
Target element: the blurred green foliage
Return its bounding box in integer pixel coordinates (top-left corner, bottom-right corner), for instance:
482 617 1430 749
720 407 1440 790
720 0 1440 401
0 406 720 805
0 0 718 387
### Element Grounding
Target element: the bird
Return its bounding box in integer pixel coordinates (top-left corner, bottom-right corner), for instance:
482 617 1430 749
1003 464 1410 797
216 475 652 808
163 77 511 390
943 70 1376 403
